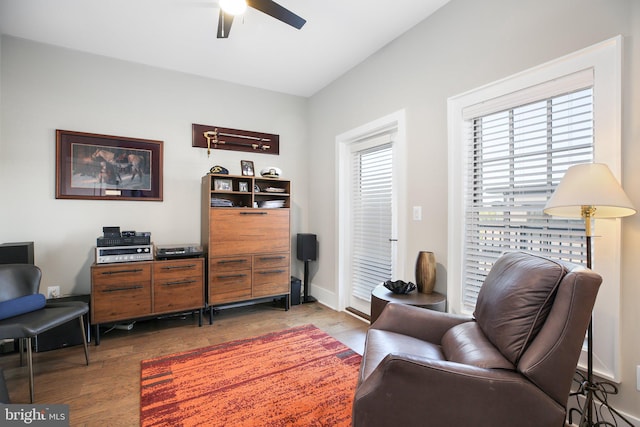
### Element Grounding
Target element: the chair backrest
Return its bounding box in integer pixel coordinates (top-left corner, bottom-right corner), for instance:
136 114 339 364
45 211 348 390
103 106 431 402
473 252 567 365
473 252 601 404
518 262 601 404
0 264 42 303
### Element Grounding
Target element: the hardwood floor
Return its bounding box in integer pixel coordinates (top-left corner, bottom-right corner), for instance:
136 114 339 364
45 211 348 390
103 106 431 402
0 302 369 426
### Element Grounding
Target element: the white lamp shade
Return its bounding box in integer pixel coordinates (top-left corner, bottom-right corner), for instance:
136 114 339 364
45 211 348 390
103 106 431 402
544 163 636 218
219 0 247 15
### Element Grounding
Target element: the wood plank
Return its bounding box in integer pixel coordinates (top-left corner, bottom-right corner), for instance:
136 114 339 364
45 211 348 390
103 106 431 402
0 303 368 426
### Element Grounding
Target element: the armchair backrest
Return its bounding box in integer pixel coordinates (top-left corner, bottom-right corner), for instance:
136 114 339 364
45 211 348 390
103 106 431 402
473 252 566 365
0 264 42 302
473 252 601 404
518 262 601 403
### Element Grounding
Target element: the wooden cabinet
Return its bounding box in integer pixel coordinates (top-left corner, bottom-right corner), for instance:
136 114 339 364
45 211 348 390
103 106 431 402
202 174 291 319
91 258 204 344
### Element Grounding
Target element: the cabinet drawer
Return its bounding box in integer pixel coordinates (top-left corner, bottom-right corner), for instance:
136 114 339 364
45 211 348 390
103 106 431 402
154 258 203 280
209 270 252 303
209 209 290 256
91 263 152 285
91 280 152 323
154 276 204 313
253 267 289 298
253 253 289 269
209 255 251 273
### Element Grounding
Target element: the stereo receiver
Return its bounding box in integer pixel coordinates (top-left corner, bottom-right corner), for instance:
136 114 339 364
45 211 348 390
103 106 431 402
95 244 153 264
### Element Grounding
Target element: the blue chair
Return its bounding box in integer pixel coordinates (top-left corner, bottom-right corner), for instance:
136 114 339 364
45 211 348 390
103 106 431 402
0 264 89 403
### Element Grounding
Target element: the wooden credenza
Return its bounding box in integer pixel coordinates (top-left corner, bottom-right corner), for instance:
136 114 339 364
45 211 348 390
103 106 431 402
90 257 204 344
202 174 291 321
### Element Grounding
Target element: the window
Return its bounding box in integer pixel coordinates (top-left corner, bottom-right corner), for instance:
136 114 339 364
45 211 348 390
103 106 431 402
463 87 593 312
448 36 623 381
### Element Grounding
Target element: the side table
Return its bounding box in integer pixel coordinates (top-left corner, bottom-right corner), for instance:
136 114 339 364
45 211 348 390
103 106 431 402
370 284 446 323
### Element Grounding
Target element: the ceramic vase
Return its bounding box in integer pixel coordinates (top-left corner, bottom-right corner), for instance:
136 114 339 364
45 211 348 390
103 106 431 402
415 251 436 294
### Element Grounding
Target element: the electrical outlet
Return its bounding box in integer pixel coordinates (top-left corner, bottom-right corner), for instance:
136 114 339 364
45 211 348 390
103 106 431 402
47 286 60 299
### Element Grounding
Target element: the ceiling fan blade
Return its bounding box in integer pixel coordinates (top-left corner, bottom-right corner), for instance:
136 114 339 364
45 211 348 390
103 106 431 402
217 9 234 38
247 0 306 29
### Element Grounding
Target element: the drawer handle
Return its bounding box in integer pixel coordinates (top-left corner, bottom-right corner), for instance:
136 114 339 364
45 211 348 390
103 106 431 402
217 274 248 279
163 279 197 286
239 211 268 215
259 256 286 261
257 270 286 275
217 259 247 264
101 268 144 275
102 285 144 293
161 264 196 270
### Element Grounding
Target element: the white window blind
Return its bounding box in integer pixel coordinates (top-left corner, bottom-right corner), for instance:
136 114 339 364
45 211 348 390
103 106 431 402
350 142 393 302
463 87 593 311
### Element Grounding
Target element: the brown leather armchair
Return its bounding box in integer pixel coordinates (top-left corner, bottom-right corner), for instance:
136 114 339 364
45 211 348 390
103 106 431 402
352 252 601 427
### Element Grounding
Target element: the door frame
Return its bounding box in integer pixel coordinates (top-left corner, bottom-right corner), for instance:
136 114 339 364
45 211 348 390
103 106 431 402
335 109 407 314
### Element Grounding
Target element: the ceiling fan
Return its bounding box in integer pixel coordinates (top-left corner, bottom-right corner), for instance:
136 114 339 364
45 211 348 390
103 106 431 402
217 0 306 38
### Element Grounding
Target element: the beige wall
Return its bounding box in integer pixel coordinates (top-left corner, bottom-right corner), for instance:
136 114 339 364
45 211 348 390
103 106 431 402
0 36 310 295
308 0 639 419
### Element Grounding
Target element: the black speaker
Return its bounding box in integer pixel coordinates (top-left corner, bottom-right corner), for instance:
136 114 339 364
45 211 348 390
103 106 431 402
0 242 34 265
34 294 91 352
296 234 317 261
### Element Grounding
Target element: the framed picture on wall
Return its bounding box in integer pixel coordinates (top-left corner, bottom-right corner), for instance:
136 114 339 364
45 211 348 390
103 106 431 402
55 130 163 201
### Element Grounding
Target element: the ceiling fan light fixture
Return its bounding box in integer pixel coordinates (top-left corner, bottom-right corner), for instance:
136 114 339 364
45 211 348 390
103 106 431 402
219 0 247 16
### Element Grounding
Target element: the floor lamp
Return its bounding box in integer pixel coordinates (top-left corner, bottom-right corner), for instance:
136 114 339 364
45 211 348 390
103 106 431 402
543 163 636 427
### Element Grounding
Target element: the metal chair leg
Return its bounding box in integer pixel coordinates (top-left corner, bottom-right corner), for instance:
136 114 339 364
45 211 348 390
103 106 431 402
19 338 24 366
79 316 89 365
26 337 34 403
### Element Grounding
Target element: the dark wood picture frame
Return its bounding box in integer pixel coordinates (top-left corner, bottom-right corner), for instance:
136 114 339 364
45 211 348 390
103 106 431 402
56 130 163 201
241 160 255 176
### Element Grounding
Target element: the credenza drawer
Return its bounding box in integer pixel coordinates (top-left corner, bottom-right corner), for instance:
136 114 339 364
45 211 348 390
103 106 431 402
155 276 204 313
91 263 152 285
252 268 289 298
210 256 252 273
253 253 289 269
154 259 203 281
91 280 152 323
209 269 252 303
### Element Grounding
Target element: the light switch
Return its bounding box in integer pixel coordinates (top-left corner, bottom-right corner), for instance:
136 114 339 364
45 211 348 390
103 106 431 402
413 206 422 221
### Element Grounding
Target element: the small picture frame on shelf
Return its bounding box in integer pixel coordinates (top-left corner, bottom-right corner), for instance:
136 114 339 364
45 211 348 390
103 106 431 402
241 160 254 176
239 181 249 192
214 178 232 191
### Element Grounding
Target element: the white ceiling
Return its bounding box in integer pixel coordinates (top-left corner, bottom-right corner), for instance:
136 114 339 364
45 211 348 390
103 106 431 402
0 0 450 97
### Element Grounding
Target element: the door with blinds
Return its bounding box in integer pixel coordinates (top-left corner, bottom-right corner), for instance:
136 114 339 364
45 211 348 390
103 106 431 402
346 135 397 316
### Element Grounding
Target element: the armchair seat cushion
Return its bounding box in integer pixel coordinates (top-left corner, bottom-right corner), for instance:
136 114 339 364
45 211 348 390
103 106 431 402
360 329 444 380
0 293 46 320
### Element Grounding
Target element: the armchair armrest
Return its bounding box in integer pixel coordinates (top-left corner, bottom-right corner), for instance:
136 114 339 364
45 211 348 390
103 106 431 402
371 302 471 344
353 353 566 427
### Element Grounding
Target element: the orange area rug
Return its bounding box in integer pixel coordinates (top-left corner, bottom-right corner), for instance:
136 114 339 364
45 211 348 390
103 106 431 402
140 324 362 426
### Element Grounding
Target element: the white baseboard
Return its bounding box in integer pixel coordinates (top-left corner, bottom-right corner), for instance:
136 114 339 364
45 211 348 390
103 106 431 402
306 282 339 310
